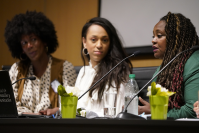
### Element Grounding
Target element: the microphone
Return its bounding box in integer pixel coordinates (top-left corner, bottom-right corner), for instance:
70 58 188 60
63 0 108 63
12 76 36 85
116 45 199 119
78 51 140 100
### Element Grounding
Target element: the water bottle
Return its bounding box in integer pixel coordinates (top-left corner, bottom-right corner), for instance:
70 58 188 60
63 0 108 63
124 74 139 115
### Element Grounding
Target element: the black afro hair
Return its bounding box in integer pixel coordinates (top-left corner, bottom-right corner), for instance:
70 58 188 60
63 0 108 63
4 10 59 59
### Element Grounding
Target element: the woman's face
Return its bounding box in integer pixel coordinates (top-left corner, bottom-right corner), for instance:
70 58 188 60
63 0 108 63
21 34 47 62
152 20 167 59
83 24 110 67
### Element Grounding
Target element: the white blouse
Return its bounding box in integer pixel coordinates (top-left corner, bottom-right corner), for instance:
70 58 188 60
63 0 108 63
75 62 125 117
9 56 77 114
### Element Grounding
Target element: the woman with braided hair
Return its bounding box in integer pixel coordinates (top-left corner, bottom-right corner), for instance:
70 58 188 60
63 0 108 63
138 12 199 119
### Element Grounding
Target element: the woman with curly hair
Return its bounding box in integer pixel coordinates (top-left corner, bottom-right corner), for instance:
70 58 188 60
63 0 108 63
5 11 77 115
75 17 133 116
138 12 199 119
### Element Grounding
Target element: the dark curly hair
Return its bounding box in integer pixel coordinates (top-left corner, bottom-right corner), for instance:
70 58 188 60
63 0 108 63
157 12 199 109
81 17 133 102
4 11 58 62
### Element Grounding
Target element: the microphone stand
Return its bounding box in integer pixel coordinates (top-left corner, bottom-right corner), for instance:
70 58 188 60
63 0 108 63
12 77 36 85
76 51 140 118
78 51 140 100
116 45 198 120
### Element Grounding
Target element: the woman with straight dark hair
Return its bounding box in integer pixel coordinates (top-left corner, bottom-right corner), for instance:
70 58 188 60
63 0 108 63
75 17 133 116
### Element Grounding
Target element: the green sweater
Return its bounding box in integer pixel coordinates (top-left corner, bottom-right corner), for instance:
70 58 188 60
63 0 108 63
152 50 199 119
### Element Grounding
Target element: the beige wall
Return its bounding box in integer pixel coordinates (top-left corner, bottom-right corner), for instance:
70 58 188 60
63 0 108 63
0 0 161 69
45 0 99 66
0 0 98 68
0 0 45 68
131 55 162 68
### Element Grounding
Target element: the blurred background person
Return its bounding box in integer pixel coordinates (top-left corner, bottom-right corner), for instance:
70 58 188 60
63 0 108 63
4 11 77 115
138 12 199 119
75 17 133 116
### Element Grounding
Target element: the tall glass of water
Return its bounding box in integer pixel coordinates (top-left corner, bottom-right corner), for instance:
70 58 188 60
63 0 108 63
103 92 117 118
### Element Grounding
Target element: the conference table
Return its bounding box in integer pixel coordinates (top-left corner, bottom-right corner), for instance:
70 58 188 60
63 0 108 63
0 117 198 133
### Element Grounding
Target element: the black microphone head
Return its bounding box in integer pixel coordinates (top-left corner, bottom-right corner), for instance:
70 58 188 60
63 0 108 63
29 77 36 80
191 45 199 51
134 51 140 56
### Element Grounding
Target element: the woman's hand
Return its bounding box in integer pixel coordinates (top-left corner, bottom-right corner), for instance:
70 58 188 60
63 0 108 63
39 107 59 116
193 101 199 118
138 97 151 115
22 112 42 115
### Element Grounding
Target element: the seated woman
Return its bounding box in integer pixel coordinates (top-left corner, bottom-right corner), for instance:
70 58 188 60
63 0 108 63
75 17 132 117
5 11 77 115
138 12 199 119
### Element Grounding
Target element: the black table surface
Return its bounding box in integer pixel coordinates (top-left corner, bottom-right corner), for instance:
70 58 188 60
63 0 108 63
0 118 198 133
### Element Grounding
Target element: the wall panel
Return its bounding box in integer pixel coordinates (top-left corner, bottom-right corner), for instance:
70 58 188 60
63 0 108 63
0 0 45 68
0 0 161 69
0 0 98 69
45 0 98 66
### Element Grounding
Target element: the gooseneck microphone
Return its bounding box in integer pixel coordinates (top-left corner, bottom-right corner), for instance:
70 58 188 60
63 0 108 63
78 51 140 100
116 45 199 119
12 76 36 85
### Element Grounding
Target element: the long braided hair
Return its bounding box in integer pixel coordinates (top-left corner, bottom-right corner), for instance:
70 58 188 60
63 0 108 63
157 12 199 109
